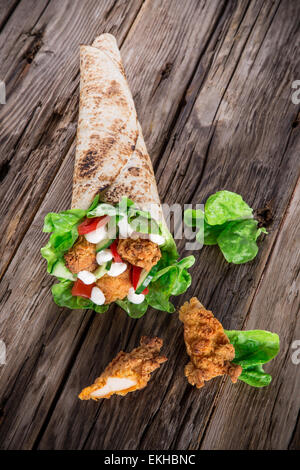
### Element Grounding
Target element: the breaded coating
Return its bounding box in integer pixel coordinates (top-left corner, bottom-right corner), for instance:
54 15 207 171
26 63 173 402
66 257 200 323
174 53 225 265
96 264 132 303
79 336 167 400
179 297 242 388
64 236 97 274
117 237 161 271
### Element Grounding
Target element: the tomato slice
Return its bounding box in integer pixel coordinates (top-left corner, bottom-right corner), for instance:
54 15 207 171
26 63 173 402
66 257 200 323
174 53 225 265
110 240 123 263
78 216 110 235
71 279 95 298
132 266 142 290
142 287 149 295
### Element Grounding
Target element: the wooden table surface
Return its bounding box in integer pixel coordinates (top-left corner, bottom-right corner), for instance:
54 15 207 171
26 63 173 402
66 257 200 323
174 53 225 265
0 0 299 450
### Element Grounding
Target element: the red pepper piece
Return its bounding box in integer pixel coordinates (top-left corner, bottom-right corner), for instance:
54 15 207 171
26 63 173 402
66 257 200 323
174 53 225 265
132 265 142 290
71 279 95 298
110 240 123 263
78 216 109 235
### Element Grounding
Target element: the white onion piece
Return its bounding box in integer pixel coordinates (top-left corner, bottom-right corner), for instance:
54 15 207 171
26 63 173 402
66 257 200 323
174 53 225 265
96 249 113 265
107 262 127 277
118 218 134 238
84 225 108 244
90 287 105 305
127 287 145 304
77 270 96 285
149 233 165 245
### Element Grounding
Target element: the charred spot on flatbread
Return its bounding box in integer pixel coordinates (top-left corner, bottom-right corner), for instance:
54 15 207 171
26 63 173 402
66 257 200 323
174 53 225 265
71 36 162 213
78 150 98 177
127 167 141 177
106 79 121 97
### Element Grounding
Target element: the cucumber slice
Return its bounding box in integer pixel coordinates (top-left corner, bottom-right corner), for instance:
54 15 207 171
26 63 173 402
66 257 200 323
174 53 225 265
106 260 112 271
52 260 76 281
135 264 160 294
93 264 107 280
95 238 114 252
93 260 113 280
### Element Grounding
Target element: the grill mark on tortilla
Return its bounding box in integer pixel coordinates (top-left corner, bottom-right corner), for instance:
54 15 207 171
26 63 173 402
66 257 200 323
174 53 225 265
77 119 136 179
127 167 141 176
72 37 162 213
78 150 98 177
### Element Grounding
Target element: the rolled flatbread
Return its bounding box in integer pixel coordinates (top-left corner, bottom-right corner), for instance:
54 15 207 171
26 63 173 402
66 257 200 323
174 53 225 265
72 34 162 219
41 34 195 317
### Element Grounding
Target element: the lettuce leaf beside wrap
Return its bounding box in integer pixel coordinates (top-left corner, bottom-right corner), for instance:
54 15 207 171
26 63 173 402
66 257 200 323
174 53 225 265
184 190 267 264
225 329 280 387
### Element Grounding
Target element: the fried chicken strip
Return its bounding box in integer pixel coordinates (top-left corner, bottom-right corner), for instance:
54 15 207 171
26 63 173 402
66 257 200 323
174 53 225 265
64 236 97 274
117 238 161 271
179 297 242 388
79 337 167 400
96 264 132 304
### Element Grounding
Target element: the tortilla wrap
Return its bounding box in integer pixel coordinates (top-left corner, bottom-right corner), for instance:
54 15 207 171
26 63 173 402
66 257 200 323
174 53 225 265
72 34 162 220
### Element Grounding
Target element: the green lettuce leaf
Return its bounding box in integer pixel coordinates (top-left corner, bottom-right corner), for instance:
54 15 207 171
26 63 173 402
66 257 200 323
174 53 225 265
87 194 100 212
87 203 119 218
205 190 253 225
160 228 178 262
217 219 267 264
184 208 225 245
225 329 280 387
43 209 86 233
147 256 195 312
52 280 108 313
41 225 80 273
116 298 149 318
184 190 267 263
238 364 272 388
130 216 160 235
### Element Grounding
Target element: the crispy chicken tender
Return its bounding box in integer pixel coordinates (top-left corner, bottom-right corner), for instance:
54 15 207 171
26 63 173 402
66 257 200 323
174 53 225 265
117 238 161 271
96 264 132 304
64 236 97 274
79 337 167 400
179 297 242 388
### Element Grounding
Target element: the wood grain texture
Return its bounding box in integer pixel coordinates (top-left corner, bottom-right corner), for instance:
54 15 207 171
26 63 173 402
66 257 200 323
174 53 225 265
0 0 299 450
0 0 20 33
0 0 225 280
201 177 300 450
0 0 143 279
0 0 229 449
0 0 145 449
37 0 299 450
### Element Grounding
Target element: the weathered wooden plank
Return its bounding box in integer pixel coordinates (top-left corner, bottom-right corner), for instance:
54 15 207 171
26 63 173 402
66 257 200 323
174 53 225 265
200 177 300 450
37 0 300 450
0 0 19 33
120 0 228 160
0 0 229 449
0 0 226 281
135 0 300 450
0 0 146 449
0 0 144 279
289 415 300 450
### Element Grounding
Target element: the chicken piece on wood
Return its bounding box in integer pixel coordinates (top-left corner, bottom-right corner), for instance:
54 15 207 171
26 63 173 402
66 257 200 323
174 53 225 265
179 297 242 388
79 336 167 400
64 235 97 274
117 237 161 271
